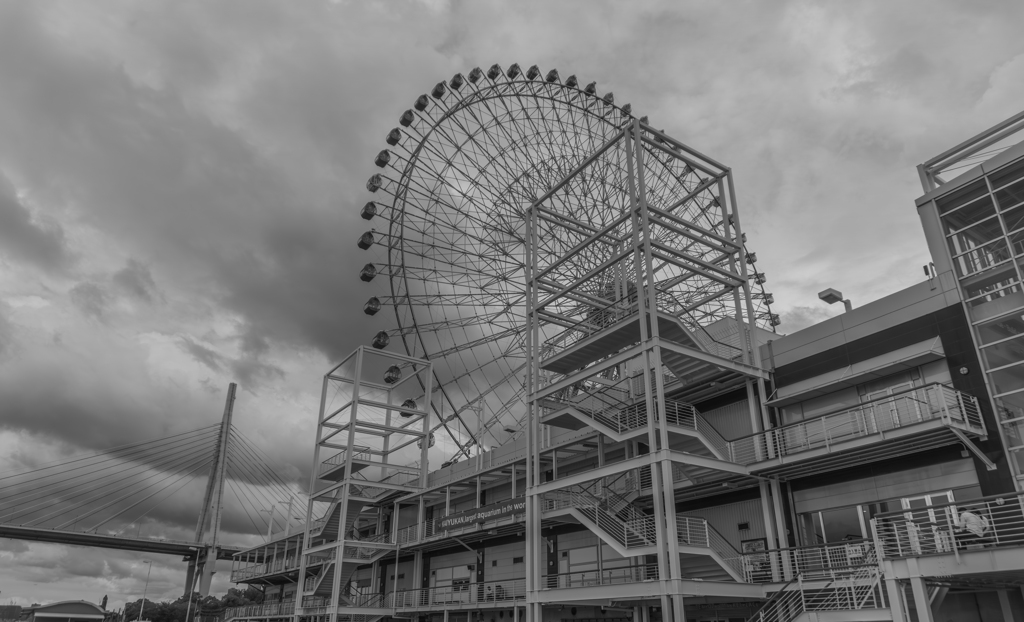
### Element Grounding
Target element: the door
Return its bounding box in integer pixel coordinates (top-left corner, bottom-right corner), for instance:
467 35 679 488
901 492 955 554
867 381 919 430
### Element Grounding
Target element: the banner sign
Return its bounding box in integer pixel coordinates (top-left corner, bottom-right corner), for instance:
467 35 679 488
438 498 525 530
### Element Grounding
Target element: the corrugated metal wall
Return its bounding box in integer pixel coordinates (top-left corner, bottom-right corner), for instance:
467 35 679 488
678 498 766 553
700 400 753 441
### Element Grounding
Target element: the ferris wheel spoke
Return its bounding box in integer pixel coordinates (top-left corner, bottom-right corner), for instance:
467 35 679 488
357 65 776 464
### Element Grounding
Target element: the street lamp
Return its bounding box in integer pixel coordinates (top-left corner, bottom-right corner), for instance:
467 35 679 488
818 288 853 312
137 561 152 621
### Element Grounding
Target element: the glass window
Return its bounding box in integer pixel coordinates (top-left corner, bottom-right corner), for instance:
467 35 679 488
941 195 996 234
981 333 1024 369
953 240 1011 278
990 159 1024 192
1010 230 1024 257
954 485 983 502
1003 203 1024 233
936 179 989 214
947 216 1004 255
989 361 1024 395
963 271 1020 300
996 392 1024 421
1003 417 1024 448
966 282 1022 309
997 178 1024 211
977 312 1024 345
819 506 864 542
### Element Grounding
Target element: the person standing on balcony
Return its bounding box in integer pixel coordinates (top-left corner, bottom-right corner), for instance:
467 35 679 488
956 507 990 547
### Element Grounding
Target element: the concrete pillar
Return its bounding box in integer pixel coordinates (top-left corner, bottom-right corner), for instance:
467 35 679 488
910 577 934 622
670 594 684 622
183 559 196 598
999 590 1016 622
197 545 216 596
883 577 907 622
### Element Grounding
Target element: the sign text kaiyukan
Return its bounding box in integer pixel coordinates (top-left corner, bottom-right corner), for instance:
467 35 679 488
438 498 526 530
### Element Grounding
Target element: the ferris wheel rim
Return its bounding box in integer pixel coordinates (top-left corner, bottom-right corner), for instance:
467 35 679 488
363 64 778 461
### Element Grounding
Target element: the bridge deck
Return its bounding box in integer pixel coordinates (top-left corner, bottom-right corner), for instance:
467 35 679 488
0 523 237 559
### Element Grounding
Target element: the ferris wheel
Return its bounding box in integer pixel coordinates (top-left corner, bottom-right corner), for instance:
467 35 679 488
355 63 776 464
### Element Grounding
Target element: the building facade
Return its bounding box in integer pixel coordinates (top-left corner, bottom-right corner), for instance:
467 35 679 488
226 112 1024 622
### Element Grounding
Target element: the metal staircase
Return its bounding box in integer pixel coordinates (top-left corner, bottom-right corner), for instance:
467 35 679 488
541 394 737 464
746 552 888 622
302 499 391 604
675 516 745 582
543 484 658 554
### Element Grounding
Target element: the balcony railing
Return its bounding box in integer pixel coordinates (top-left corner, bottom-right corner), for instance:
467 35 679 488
737 540 876 583
873 490 1024 559
395 510 526 546
676 516 743 578
537 289 742 365
542 488 656 549
389 578 526 609
543 564 660 589
223 601 294 621
231 556 299 582
320 446 374 475
728 383 981 466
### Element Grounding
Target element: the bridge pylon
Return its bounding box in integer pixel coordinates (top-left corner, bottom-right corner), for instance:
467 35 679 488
185 382 237 598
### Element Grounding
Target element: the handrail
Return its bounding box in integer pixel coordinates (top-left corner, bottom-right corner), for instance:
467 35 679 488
230 555 299 581
739 540 876 584
728 383 981 465
545 384 977 470
747 581 799 622
389 577 526 608
543 564 660 589
732 382 973 444
873 489 1024 559
224 600 295 621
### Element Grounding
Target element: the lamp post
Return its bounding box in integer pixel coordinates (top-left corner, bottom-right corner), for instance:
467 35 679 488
818 288 853 312
137 561 152 621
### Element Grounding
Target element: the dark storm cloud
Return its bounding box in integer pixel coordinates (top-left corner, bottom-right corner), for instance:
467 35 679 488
113 259 158 302
178 336 284 388
0 1 426 366
69 282 108 320
180 336 226 371
0 171 71 273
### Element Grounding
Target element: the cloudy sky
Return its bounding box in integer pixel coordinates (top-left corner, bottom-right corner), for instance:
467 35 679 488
1 0 1024 607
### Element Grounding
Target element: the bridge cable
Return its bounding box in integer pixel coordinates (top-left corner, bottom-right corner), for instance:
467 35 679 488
225 435 306 509
0 431 220 520
224 444 305 534
231 428 305 493
88 457 215 532
111 463 215 538
0 439 217 525
225 440 302 508
13 443 216 527
51 452 216 530
230 436 309 522
226 477 266 537
0 426 220 494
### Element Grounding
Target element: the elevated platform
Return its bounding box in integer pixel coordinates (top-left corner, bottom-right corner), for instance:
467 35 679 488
875 489 1024 586
540 311 768 400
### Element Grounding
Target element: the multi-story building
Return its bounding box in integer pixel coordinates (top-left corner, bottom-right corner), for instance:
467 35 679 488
226 110 1024 622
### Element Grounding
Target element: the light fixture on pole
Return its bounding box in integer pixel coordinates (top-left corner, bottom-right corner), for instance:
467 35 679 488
184 550 197 622
818 288 853 313
259 506 276 541
137 560 152 621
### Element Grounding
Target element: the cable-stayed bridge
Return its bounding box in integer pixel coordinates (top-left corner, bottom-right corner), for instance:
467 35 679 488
0 383 305 596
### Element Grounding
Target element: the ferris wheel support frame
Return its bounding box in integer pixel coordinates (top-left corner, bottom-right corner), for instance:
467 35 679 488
358 64 779 472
